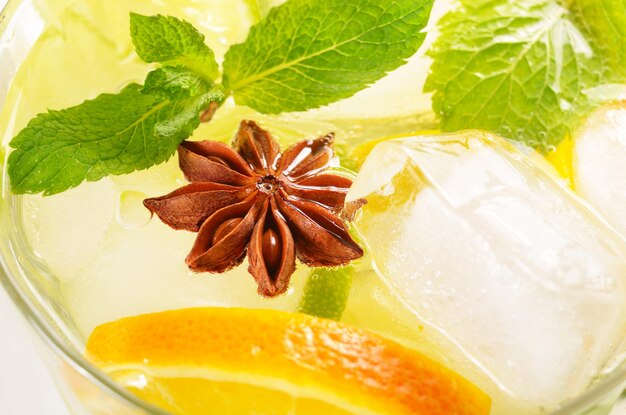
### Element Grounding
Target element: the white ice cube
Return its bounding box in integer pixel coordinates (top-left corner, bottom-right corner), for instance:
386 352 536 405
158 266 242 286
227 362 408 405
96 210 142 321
348 131 626 410
574 103 626 237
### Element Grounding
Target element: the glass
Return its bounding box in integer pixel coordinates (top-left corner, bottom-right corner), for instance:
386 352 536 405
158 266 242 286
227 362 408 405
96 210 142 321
0 0 624 414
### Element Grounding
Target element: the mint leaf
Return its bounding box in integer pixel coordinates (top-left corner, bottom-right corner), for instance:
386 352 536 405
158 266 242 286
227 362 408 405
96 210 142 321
223 0 435 114
154 86 225 139
8 84 222 196
425 0 602 151
569 0 626 81
143 67 211 99
130 13 219 82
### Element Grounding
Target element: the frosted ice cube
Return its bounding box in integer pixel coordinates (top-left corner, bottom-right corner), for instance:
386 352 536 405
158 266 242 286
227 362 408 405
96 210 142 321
348 131 626 409
574 103 626 237
22 178 117 283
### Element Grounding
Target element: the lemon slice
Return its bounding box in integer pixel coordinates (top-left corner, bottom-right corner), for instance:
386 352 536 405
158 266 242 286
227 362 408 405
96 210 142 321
86 308 491 415
544 136 575 187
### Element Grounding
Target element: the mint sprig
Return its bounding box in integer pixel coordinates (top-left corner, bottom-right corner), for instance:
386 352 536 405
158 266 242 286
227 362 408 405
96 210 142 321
8 1 435 196
223 0 434 114
8 85 224 196
425 0 625 151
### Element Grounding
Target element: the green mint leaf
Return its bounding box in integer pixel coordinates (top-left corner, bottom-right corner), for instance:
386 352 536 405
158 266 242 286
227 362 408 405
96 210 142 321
298 267 353 321
154 86 225 139
130 13 219 82
143 67 211 100
223 0 435 114
569 0 626 81
425 0 600 151
8 84 223 196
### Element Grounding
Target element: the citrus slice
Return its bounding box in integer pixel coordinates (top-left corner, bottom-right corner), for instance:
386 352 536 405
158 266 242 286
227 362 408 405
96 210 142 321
86 308 491 415
298 267 354 320
544 136 575 187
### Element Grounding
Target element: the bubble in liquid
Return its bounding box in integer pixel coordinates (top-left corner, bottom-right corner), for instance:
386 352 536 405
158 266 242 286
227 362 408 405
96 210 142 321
116 190 152 230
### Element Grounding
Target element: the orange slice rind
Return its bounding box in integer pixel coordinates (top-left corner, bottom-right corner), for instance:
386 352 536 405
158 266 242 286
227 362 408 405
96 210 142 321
86 307 491 415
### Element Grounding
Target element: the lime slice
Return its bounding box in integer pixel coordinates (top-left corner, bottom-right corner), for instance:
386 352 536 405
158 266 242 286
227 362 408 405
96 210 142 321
298 267 354 321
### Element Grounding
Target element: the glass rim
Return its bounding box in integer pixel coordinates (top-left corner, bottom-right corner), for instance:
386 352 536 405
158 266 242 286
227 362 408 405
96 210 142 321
0 0 624 414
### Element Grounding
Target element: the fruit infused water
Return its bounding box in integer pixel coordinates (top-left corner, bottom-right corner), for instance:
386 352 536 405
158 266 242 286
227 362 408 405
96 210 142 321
2 0 626 414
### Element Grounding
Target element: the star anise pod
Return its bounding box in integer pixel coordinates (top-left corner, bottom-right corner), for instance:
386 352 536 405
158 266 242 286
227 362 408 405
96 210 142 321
144 120 365 297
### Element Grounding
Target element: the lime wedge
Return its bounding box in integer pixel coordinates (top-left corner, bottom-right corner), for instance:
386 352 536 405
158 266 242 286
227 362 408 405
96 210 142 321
298 267 354 321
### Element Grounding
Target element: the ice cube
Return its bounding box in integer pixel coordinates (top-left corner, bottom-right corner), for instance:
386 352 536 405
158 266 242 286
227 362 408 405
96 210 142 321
574 103 626 237
347 131 626 410
22 178 117 283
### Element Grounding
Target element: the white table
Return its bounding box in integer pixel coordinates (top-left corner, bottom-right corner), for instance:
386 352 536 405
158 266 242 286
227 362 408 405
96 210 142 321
0 287 68 414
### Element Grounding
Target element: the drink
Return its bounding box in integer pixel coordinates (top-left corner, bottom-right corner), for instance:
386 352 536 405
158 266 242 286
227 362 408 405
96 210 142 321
1 0 624 414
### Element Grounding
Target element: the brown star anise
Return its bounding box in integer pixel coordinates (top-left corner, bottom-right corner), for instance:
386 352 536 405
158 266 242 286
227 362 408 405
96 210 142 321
144 120 365 297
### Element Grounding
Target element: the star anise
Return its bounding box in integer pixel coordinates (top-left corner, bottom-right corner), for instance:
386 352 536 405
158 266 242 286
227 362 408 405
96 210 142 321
144 120 365 297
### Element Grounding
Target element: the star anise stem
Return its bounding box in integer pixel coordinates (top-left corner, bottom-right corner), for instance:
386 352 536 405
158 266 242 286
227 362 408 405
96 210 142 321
144 120 365 297
199 101 220 123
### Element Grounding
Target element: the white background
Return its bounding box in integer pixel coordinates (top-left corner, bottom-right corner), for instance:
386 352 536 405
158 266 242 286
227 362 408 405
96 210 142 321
0 287 68 414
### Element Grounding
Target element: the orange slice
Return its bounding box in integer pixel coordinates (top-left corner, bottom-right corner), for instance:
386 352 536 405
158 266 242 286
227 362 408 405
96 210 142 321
86 308 491 415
